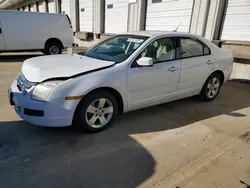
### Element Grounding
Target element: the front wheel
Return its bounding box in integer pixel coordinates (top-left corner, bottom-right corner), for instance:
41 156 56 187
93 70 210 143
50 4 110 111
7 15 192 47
73 91 118 132
199 73 222 101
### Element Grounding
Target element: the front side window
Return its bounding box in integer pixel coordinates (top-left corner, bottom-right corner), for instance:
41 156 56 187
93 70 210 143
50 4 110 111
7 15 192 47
180 38 211 58
137 37 175 63
83 35 148 63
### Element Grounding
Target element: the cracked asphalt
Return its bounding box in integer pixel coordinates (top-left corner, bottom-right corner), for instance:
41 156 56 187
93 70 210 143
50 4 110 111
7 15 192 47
1 53 250 188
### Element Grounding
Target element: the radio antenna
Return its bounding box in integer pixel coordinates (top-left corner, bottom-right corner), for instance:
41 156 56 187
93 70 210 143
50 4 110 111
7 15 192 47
173 22 183 32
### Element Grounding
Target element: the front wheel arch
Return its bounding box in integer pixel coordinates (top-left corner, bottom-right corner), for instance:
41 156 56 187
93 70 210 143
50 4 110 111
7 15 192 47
72 89 119 132
72 87 124 123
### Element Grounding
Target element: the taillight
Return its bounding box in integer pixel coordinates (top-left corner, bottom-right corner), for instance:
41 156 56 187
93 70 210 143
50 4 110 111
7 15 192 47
66 15 72 28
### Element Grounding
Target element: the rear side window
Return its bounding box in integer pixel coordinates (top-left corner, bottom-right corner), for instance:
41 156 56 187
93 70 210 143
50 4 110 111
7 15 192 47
204 46 210 55
180 38 210 58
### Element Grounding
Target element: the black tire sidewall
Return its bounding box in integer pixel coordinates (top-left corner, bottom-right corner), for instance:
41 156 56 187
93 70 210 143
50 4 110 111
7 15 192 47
73 91 119 132
199 73 222 101
44 42 62 55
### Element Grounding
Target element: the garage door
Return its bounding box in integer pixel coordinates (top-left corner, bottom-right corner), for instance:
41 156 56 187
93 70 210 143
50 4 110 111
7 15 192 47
221 0 250 41
24 6 29 11
146 0 194 32
30 3 36 12
105 0 128 33
61 0 71 18
79 0 93 32
48 0 56 13
38 1 45 12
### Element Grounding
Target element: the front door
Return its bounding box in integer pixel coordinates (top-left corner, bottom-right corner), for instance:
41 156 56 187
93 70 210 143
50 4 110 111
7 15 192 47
0 21 5 50
128 37 180 111
177 37 214 97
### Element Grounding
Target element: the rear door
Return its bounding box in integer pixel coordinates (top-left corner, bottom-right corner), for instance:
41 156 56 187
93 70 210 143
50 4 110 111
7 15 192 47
177 37 214 96
0 21 5 50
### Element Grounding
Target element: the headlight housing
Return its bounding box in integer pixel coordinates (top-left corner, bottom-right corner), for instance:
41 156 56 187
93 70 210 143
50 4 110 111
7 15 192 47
32 81 63 101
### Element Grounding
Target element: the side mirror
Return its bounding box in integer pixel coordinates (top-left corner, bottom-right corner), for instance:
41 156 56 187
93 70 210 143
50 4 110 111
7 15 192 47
136 57 153 67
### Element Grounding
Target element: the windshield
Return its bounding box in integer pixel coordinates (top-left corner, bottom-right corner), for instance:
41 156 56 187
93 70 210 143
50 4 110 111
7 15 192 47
83 35 149 63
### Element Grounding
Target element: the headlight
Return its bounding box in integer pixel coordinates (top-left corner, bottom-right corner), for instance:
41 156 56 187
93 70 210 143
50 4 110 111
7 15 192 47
32 81 63 101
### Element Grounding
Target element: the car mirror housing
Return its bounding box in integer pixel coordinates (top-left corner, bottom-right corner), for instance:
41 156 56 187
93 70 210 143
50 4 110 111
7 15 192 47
136 57 153 67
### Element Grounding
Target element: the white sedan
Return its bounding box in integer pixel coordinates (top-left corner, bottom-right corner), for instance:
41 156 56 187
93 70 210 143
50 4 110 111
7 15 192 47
9 31 233 132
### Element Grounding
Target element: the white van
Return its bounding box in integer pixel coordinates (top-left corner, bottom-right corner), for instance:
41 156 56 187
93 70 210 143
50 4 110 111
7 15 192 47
0 10 74 55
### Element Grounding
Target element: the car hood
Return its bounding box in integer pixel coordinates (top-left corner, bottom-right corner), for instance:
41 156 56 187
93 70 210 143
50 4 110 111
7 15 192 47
22 54 115 82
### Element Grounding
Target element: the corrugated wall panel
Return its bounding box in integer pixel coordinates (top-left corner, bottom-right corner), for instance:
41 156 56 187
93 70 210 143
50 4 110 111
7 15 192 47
61 0 71 18
24 5 29 11
30 3 36 12
146 0 194 32
79 0 93 32
48 0 56 13
105 0 129 33
221 0 250 41
38 1 45 12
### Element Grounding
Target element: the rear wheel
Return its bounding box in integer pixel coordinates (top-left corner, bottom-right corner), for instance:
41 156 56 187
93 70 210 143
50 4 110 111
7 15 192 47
199 73 222 101
73 91 118 132
44 41 62 55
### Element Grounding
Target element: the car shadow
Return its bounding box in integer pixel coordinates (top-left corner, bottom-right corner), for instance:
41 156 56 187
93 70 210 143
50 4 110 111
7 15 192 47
0 53 43 63
0 81 250 187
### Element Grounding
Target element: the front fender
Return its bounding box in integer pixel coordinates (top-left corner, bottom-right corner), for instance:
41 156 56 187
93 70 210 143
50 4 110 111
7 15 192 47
48 64 128 112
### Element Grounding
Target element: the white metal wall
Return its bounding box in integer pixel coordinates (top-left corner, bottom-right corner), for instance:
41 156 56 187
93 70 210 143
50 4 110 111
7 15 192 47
38 1 45 12
105 0 129 33
30 3 36 12
48 0 56 13
146 0 194 32
79 0 93 32
24 5 29 11
221 0 250 41
61 0 71 18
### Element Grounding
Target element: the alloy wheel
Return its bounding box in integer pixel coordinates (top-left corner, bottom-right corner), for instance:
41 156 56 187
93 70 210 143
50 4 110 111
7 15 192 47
85 98 114 128
206 77 220 98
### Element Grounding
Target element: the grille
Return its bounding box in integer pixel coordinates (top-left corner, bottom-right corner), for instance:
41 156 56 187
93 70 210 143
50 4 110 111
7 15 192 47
24 108 44 117
17 73 36 92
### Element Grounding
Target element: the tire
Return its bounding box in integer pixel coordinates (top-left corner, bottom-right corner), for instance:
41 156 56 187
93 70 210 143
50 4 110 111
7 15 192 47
44 41 62 55
199 73 222 101
73 91 119 132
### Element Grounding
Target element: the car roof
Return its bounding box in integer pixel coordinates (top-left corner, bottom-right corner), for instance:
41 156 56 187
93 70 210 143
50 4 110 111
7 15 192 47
121 30 200 38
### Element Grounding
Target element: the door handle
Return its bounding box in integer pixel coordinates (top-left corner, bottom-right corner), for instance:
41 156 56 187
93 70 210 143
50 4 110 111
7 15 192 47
0 28 2 34
206 60 213 65
168 66 178 72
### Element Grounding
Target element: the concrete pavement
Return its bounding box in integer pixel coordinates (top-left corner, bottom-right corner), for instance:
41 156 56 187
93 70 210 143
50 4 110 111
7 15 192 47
0 54 250 188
